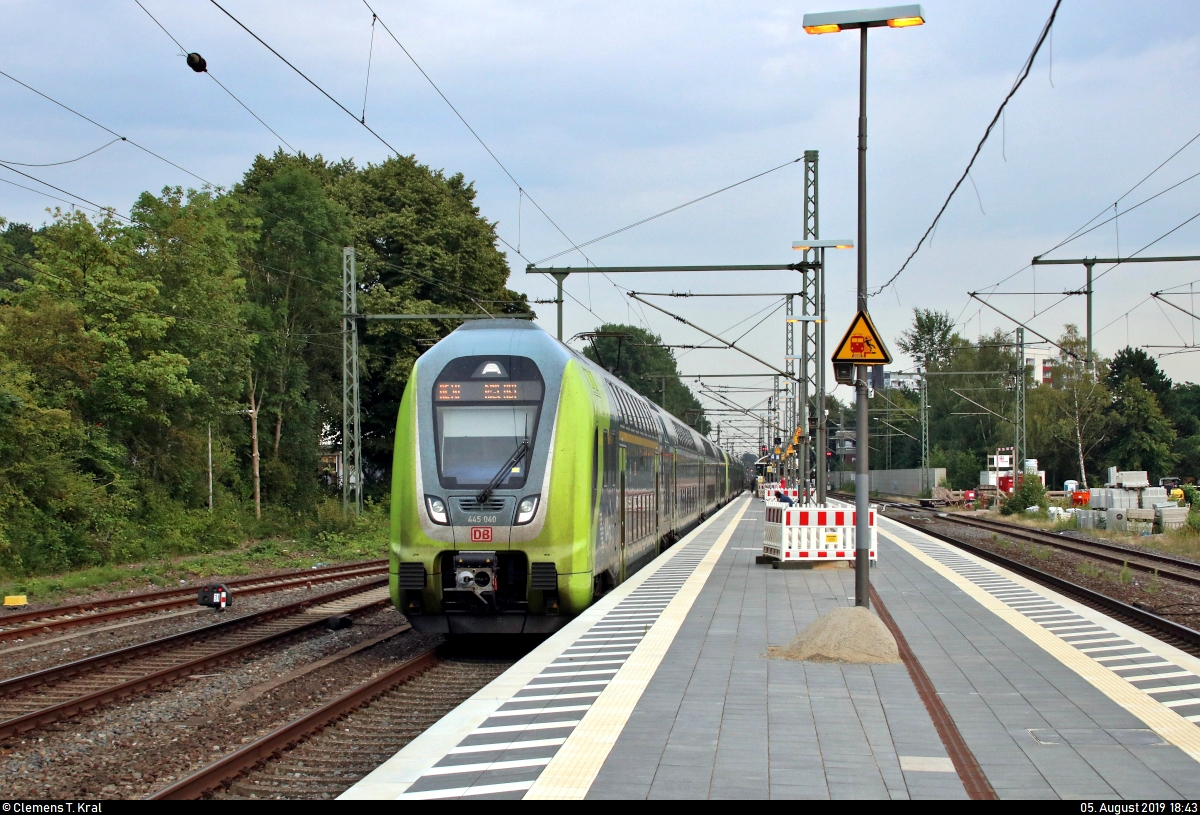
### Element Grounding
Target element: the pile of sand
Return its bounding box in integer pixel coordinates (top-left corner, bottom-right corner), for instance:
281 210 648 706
768 606 901 664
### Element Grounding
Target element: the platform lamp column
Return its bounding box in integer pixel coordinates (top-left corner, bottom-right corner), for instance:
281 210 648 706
803 3 925 609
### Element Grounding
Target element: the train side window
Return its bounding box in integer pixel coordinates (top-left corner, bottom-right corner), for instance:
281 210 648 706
603 429 610 487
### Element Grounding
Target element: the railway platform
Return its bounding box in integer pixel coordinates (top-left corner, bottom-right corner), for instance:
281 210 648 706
342 494 1200 800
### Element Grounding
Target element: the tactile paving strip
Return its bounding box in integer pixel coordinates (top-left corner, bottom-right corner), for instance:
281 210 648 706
396 538 718 799
891 528 1200 724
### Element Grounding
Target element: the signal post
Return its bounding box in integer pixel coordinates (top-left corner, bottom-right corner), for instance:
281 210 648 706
832 310 891 608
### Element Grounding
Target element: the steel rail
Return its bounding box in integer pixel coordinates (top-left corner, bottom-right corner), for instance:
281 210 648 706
147 647 440 800
0 578 390 739
0 560 387 640
830 491 1200 584
883 513 1200 655
929 511 1200 583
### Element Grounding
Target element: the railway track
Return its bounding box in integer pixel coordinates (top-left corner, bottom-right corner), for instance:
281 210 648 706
881 510 1200 659
0 577 392 740
831 491 1200 587
150 649 511 800
0 560 388 643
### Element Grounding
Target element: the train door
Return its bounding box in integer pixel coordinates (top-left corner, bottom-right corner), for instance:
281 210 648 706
619 445 627 582
653 452 661 554
672 454 679 530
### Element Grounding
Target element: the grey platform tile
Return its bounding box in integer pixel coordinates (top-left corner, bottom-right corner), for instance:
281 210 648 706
904 778 972 801
768 784 831 800
592 504 1183 800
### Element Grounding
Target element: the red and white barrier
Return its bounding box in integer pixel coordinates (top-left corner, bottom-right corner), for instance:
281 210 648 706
763 503 877 563
760 483 809 503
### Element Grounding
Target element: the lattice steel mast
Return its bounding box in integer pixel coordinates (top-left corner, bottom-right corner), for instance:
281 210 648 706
342 248 362 516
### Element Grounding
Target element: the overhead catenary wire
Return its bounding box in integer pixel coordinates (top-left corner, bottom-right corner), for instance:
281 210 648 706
532 157 805 265
974 121 1200 312
207 0 402 156
0 72 521 312
1042 127 1200 258
361 13 377 123
1039 168 1200 258
0 137 124 167
1 253 345 351
357 1 595 267
875 0 1063 297
0 161 507 324
0 69 216 188
358 0 662 331
133 0 297 153
2 23 617 333
0 175 109 216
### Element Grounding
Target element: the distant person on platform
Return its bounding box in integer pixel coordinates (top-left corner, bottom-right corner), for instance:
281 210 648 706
773 490 794 506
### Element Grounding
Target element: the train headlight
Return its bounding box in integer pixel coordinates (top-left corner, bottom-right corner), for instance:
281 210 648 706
426 496 449 525
515 495 539 525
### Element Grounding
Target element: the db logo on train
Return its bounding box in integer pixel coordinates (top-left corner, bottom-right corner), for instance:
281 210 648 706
470 527 493 543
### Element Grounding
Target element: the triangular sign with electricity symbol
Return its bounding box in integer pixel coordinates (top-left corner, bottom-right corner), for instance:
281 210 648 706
832 310 892 364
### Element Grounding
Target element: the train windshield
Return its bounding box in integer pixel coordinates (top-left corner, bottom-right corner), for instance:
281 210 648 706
432 356 544 489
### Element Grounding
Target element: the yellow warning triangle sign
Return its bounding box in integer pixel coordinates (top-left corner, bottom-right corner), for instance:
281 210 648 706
832 310 892 364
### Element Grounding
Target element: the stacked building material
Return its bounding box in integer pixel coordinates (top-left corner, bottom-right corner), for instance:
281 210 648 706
1157 505 1190 531
1140 487 1168 508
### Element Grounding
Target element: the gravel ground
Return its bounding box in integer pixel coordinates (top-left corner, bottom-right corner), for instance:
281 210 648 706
0 575 387 682
216 658 513 799
903 512 1200 627
0 606 451 799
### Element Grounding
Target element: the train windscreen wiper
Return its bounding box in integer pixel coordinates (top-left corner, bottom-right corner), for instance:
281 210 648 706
476 437 529 506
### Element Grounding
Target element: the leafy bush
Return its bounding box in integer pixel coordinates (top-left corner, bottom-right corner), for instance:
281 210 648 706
1001 475 1049 516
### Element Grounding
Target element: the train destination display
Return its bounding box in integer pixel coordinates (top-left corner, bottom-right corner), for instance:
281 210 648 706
435 381 544 402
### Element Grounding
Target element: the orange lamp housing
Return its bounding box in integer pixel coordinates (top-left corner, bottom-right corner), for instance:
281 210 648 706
802 5 926 35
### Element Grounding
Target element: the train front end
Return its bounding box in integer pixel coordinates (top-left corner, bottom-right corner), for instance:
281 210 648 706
390 319 598 635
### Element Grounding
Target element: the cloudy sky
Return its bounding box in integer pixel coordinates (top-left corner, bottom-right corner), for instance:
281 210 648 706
4 1 1200 451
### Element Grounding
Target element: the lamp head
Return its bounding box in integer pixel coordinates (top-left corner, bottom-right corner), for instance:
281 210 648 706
792 239 854 250
802 5 925 34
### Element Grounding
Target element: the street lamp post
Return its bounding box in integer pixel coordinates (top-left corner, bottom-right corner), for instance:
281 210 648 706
803 4 925 609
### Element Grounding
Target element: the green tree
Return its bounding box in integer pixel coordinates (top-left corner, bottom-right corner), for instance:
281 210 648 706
896 308 958 367
1107 347 1171 401
0 219 36 291
580 323 709 433
1036 326 1110 486
235 161 349 513
1106 377 1178 480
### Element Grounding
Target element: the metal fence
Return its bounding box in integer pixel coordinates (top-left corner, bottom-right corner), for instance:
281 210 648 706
828 468 946 498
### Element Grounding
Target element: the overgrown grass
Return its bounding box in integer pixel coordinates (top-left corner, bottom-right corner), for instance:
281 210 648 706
0 498 390 606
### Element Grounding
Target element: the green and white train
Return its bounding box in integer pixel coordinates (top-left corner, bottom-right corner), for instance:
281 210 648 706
390 318 741 635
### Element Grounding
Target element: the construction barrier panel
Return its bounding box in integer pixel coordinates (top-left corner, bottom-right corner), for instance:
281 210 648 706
763 502 877 564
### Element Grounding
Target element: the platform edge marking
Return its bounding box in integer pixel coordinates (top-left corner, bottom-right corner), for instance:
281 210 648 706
523 495 752 800
340 496 745 799
879 525 1200 765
